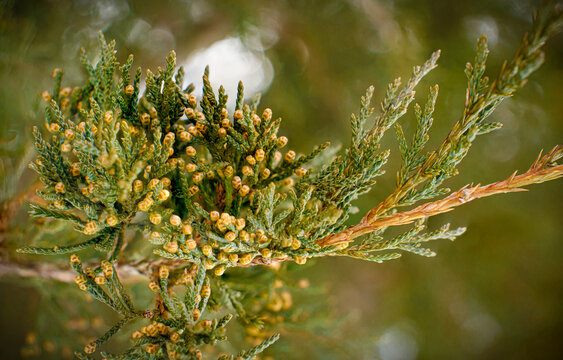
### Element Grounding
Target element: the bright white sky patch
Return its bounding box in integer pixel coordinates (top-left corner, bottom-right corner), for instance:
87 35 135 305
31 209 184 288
181 37 274 109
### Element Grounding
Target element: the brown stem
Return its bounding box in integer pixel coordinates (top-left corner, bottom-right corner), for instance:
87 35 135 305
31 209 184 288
317 146 563 246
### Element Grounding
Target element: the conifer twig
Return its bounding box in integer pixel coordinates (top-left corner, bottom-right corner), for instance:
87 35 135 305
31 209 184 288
317 146 563 246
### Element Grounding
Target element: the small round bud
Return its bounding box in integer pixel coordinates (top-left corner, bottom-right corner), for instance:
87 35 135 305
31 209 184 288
201 285 211 298
252 114 261 126
41 91 51 102
295 167 307 177
239 253 253 265
71 163 81 176
102 266 113 278
262 108 272 121
188 185 199 196
48 123 60 133
282 178 294 187
192 172 204 183
217 252 228 262
55 182 66 193
149 212 162 225
179 131 191 142
185 239 197 250
261 248 272 259
169 215 181 226
138 199 151 212
161 177 171 188
239 230 249 242
196 111 206 122
77 121 86 132
255 149 265 162
234 109 243 120
170 332 180 343
84 267 95 278
218 127 227 137
95 275 106 285
149 281 159 292
60 142 71 152
225 232 236 242
146 324 157 336
185 163 197 172
246 155 256 165
291 238 302 250
59 87 71 97
103 111 113 123
192 308 201 321
84 343 96 354
182 224 193 235
125 84 135 95
188 94 197 107
132 331 143 339
209 211 220 222
216 221 227 232
232 176 242 189
229 253 239 264
220 213 231 224
159 266 169 279
277 136 288 148
106 215 119 227
214 265 226 276
150 231 161 241
274 151 282 162
188 126 199 137
164 241 179 254
185 146 196 157
83 221 98 235
242 166 253 176
64 128 75 140
141 113 151 126
221 118 230 128
133 180 143 192
221 108 229 118
202 244 213 257
70 254 81 264
260 168 271 179
145 344 159 354
164 132 175 143
223 165 234 178
294 256 307 265
74 274 86 285
158 189 170 201
239 185 250 196
234 218 246 231
284 150 296 162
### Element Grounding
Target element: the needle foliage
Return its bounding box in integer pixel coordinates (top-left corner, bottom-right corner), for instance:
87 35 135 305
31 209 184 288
13 4 563 359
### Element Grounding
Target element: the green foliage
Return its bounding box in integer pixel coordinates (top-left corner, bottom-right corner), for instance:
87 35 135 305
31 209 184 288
14 4 563 359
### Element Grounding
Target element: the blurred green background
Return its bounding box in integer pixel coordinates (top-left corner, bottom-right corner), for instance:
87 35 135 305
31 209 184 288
0 0 562 359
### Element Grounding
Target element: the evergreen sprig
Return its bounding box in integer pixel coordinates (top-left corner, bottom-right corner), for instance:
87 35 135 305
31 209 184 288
16 4 563 358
